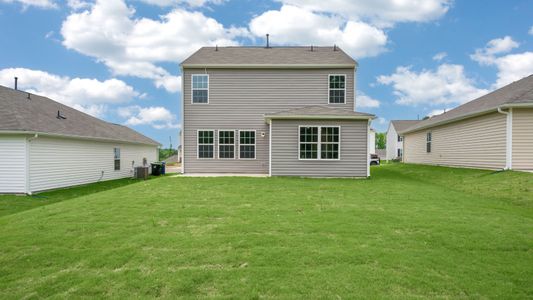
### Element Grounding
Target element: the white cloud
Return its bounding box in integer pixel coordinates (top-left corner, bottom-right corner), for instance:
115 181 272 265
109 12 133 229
61 0 243 92
0 67 140 117
378 64 489 106
470 36 533 88
427 108 451 117
529 26 533 35
470 36 519 65
277 0 451 27
432 52 447 61
136 0 225 7
357 91 380 108
0 0 57 9
118 105 180 129
249 5 387 58
67 0 90 10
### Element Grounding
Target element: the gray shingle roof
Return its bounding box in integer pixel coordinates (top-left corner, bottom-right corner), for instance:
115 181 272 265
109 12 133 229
402 74 533 134
390 120 421 133
265 105 374 121
0 85 160 146
181 46 357 67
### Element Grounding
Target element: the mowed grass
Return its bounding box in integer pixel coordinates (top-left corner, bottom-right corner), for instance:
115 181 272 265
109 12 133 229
0 164 532 298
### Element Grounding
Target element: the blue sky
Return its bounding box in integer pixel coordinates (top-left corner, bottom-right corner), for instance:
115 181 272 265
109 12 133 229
0 0 532 147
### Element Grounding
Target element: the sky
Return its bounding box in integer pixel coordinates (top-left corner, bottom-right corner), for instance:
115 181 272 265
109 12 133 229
0 0 532 147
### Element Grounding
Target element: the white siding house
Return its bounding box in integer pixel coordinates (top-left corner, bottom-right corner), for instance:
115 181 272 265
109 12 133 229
386 120 420 161
0 85 160 194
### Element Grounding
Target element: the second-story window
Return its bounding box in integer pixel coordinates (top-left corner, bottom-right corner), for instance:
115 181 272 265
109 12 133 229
329 75 346 104
192 74 209 104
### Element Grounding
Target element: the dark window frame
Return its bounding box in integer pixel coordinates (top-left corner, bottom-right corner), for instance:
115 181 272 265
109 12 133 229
426 132 432 153
114 147 120 171
197 130 215 159
218 130 235 159
299 126 340 160
328 74 346 104
239 130 256 159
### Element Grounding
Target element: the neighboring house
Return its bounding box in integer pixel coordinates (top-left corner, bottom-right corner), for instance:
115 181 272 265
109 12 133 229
368 128 376 155
386 120 420 160
401 74 533 171
180 46 375 177
376 149 386 160
0 85 160 194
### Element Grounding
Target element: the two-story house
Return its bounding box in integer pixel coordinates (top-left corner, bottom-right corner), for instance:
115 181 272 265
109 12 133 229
385 120 420 161
180 46 375 177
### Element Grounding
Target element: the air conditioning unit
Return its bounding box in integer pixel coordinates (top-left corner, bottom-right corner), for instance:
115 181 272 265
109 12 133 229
134 166 149 180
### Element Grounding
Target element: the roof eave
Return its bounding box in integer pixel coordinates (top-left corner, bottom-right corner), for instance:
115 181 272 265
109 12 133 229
264 114 375 124
402 102 533 135
181 63 356 69
0 130 161 146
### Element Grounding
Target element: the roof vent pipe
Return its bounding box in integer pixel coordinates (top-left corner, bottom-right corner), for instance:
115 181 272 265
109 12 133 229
27 92 31 100
215 44 218 51
333 44 337 51
311 45 314 52
266 33 270 48
14 77 18 90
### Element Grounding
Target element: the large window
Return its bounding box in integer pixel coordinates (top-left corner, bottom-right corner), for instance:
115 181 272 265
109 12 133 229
239 131 256 159
397 135 403 142
328 75 345 104
299 126 340 160
192 74 209 103
218 130 235 159
198 130 214 158
114 147 120 171
426 132 432 153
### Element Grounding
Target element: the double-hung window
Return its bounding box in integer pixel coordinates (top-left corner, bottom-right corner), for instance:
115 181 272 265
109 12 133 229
426 132 432 153
218 130 235 159
328 75 345 104
198 130 214 158
239 131 256 159
192 74 209 103
398 135 403 142
114 147 120 171
299 126 340 160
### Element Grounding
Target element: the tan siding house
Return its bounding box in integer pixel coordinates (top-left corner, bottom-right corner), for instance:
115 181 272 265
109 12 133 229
402 75 533 172
181 46 374 177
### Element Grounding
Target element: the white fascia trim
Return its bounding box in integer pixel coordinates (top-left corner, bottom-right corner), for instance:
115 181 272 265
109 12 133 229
0 130 160 147
182 64 356 69
265 115 374 124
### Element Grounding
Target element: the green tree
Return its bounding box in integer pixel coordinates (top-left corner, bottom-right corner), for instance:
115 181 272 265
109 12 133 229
376 132 386 149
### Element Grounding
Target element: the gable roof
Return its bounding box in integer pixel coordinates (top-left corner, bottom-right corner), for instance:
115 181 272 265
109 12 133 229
390 120 421 133
402 74 533 134
0 85 160 146
264 105 374 123
181 46 357 68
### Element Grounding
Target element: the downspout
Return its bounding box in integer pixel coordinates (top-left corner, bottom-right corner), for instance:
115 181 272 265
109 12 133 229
367 120 371 177
269 120 272 177
497 107 512 170
26 133 39 195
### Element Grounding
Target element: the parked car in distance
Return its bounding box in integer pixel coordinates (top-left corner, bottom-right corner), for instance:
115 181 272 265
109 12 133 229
370 154 380 166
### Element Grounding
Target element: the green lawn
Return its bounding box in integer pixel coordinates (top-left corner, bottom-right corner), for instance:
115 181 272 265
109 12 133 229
0 164 532 298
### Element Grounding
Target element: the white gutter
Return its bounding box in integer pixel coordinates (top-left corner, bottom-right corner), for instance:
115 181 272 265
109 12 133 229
265 115 375 124
497 107 513 170
182 64 356 69
180 65 185 174
0 130 160 147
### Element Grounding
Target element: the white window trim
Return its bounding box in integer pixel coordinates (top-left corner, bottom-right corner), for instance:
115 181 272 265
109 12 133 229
191 74 209 104
298 125 341 161
238 130 257 160
197 129 215 159
328 74 346 104
218 130 236 159
114 147 121 171
426 131 432 153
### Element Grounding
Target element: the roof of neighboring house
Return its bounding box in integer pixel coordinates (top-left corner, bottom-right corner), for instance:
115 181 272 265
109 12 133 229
0 85 160 146
264 105 374 122
181 46 357 68
390 120 422 133
401 74 533 134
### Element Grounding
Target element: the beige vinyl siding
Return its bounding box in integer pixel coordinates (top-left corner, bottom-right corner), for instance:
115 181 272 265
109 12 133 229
183 68 356 174
29 136 157 192
0 135 27 193
403 112 507 169
271 120 368 177
512 108 533 171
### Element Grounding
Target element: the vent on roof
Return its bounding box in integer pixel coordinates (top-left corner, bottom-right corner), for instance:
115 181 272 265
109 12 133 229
310 45 314 52
266 33 270 48
27 92 31 100
333 44 337 51
14 77 18 90
215 44 218 51
57 110 66 120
